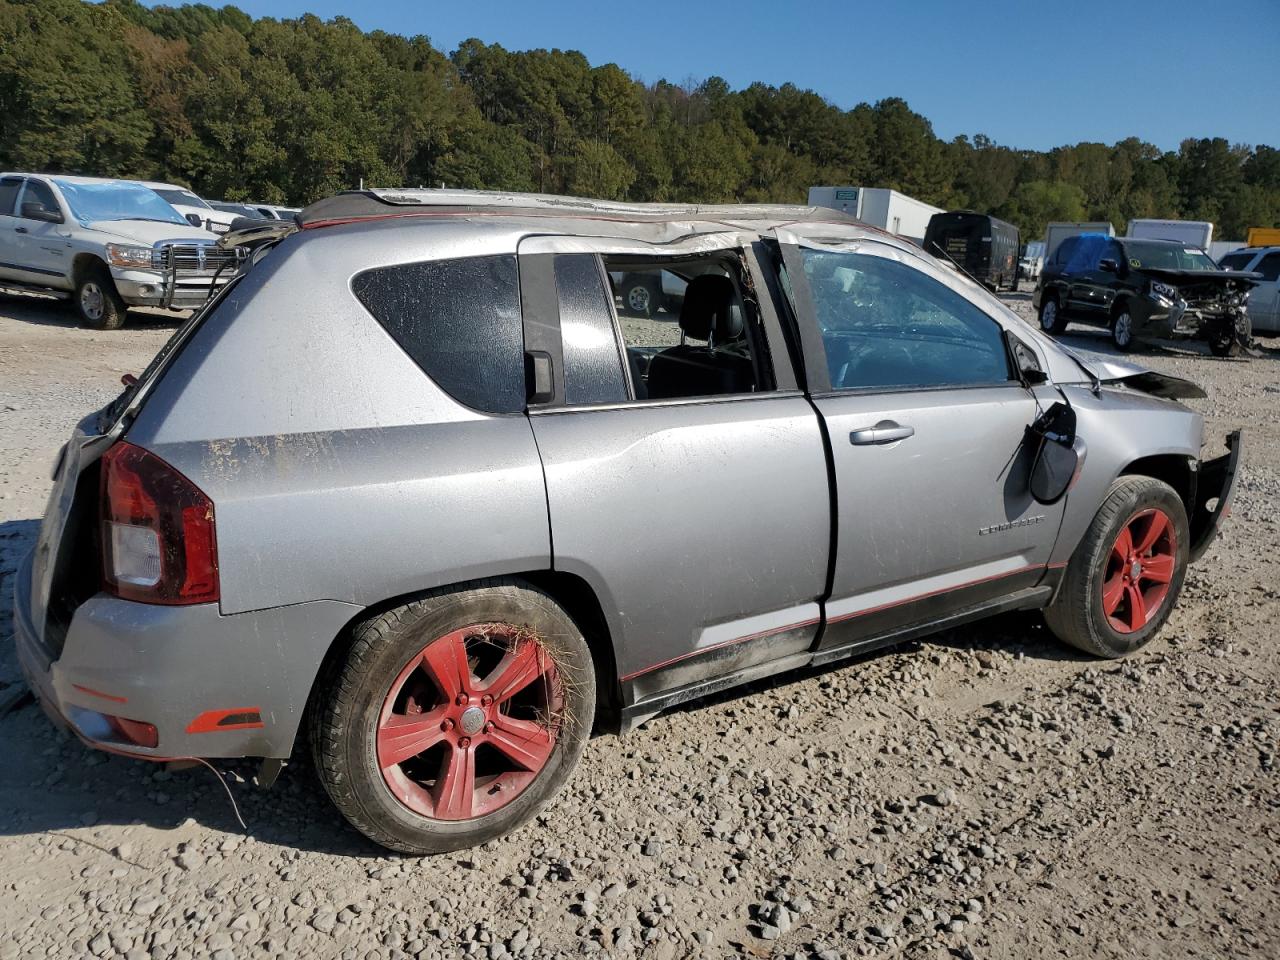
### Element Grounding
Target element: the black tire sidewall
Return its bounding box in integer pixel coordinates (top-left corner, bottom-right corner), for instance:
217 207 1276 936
1062 478 1189 657
1111 309 1135 352
1038 293 1063 334
75 264 125 330
320 584 595 854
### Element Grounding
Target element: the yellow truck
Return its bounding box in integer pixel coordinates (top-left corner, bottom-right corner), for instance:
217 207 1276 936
1246 227 1280 247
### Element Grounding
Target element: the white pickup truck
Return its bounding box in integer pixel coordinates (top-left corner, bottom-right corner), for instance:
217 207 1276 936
0 173 243 329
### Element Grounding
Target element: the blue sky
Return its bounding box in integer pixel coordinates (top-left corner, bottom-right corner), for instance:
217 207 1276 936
169 0 1279 152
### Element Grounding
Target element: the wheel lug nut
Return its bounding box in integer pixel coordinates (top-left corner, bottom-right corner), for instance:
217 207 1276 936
455 693 468 706
481 694 493 706
440 718 454 731
483 721 494 734
459 737 471 748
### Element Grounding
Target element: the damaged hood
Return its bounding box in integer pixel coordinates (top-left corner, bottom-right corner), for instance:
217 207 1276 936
1059 348 1206 400
1141 267 1260 290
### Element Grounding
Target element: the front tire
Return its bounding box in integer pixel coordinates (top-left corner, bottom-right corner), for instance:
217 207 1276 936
310 579 596 854
1209 311 1249 358
1038 294 1066 334
74 263 126 330
1044 476 1189 658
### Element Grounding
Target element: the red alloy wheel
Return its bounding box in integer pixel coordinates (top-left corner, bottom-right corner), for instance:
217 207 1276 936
376 623 564 821
1100 508 1178 634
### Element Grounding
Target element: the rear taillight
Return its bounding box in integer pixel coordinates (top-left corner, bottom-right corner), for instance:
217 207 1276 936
101 442 219 605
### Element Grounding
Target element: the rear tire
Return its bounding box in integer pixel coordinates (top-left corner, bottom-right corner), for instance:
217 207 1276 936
1043 476 1189 658
74 263 126 330
310 578 596 854
1038 294 1066 334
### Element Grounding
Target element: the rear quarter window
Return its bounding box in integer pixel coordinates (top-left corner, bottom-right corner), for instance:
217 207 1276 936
352 254 525 414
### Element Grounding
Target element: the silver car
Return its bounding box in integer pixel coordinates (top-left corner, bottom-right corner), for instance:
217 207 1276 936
14 190 1241 854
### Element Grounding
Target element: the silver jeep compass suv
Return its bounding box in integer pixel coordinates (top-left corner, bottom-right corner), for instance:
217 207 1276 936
15 190 1241 853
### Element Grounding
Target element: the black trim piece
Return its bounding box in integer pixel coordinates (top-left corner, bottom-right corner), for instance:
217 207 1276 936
0 259 65 279
621 652 812 732
525 390 807 417
775 241 833 392
817 566 1045 652
624 619 818 704
811 585 1052 666
216 710 263 728
1188 430 1242 563
743 240 801 392
518 252 566 408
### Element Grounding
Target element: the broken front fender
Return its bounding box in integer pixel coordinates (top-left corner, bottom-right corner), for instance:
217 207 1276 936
1189 430 1243 563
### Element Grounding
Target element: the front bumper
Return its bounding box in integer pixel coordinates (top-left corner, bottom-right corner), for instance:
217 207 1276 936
112 270 230 310
1188 430 1243 563
14 547 359 760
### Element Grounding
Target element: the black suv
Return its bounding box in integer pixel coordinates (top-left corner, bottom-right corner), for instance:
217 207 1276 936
1032 234 1257 356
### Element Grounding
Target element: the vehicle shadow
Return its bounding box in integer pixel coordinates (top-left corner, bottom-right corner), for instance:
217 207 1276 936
0 293 186 330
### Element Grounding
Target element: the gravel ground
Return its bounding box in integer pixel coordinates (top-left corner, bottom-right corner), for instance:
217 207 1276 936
1 291 1277 960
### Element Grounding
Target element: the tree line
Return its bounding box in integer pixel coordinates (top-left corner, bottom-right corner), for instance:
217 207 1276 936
2 0 1277 241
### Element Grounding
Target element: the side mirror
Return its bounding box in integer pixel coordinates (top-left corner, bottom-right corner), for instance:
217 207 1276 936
1026 402 1084 505
1098 258 1119 274
185 212 204 228
1006 331 1048 385
21 201 62 223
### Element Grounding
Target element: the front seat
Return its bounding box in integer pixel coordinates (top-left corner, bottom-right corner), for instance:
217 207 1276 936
645 275 754 399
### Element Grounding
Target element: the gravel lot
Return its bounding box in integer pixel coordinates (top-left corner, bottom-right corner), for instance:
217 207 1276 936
1 291 1277 960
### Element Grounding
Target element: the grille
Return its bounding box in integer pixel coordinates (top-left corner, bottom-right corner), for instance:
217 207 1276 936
151 242 245 275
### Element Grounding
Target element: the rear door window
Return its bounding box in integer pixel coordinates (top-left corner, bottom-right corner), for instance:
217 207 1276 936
352 255 525 414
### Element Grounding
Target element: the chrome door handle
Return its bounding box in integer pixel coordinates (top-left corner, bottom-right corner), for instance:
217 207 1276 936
849 421 914 445
14 226 27 234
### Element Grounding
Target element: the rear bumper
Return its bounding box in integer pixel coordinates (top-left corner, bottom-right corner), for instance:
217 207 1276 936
14 548 359 760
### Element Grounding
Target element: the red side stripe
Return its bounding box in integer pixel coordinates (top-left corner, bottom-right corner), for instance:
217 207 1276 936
825 563 1044 626
72 684 128 704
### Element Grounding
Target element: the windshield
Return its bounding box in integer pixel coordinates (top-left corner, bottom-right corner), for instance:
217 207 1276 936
1122 240 1217 271
153 187 210 209
55 179 189 226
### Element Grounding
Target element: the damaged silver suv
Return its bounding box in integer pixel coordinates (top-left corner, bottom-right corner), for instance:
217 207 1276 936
15 190 1241 853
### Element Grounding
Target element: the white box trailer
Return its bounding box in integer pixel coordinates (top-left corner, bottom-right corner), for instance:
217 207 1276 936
1126 218 1213 250
1044 221 1114 263
807 186 944 245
